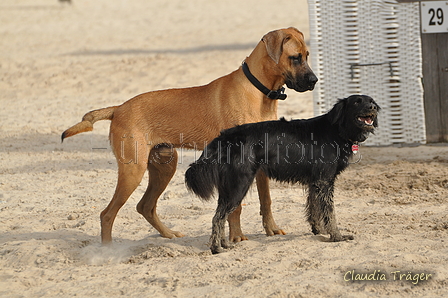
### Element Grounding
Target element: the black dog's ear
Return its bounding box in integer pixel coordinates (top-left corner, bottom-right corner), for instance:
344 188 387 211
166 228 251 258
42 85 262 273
372 99 381 128
374 104 380 128
328 98 347 125
374 101 381 112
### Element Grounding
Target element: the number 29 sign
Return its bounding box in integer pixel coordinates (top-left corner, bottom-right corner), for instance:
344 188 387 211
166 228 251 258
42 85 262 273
421 1 448 33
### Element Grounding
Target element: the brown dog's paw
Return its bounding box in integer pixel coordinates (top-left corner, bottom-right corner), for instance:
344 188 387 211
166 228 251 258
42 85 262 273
264 221 287 236
230 235 249 243
266 228 287 237
173 231 185 238
228 228 248 242
160 230 185 239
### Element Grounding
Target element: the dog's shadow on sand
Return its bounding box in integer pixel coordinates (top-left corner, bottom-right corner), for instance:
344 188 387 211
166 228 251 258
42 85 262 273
197 231 342 254
1 229 215 266
114 231 343 260
1 227 346 267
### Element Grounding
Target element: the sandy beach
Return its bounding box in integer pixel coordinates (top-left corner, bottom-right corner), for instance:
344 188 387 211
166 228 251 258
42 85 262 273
1 0 447 297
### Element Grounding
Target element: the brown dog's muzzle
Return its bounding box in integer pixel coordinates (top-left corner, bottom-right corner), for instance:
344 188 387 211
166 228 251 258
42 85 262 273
304 71 318 91
286 70 318 92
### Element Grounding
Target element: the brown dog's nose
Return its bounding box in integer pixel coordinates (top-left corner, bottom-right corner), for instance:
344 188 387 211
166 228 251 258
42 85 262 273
309 73 318 85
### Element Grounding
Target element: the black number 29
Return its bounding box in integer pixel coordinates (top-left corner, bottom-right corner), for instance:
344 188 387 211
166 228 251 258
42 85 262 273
429 8 444 26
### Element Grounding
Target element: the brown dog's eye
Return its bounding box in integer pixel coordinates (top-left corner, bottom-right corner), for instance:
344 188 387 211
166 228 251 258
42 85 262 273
290 54 302 64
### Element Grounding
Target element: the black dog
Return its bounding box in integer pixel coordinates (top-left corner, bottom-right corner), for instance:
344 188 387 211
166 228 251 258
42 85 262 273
185 95 380 254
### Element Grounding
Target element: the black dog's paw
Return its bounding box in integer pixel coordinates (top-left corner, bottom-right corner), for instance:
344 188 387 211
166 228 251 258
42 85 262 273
311 226 324 235
343 235 354 241
211 246 226 254
211 241 235 254
221 239 232 249
329 234 354 242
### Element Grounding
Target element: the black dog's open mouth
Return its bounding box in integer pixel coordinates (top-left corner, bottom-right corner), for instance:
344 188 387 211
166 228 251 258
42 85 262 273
356 114 375 126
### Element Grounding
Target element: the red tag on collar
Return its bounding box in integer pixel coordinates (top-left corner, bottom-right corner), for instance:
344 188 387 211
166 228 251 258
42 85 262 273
352 144 359 154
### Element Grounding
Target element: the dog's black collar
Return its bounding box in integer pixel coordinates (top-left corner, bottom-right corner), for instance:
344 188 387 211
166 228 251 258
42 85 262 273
242 62 287 100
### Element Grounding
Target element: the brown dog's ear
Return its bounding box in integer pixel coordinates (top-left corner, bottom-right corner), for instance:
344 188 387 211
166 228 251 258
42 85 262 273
262 30 289 64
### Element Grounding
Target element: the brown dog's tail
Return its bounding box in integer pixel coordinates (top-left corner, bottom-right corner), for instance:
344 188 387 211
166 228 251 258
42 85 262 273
61 106 118 142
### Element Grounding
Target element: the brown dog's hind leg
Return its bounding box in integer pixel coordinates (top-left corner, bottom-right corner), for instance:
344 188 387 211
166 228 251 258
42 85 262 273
136 146 184 239
227 204 248 242
256 171 286 236
101 162 147 244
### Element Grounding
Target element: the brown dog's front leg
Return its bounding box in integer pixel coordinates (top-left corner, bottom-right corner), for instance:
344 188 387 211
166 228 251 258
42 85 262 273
227 204 248 242
256 171 286 236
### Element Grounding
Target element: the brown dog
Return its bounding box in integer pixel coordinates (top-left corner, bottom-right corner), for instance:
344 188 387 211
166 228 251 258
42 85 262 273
62 27 317 244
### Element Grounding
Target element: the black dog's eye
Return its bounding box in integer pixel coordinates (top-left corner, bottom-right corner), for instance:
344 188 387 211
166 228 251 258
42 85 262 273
354 97 363 105
290 54 302 64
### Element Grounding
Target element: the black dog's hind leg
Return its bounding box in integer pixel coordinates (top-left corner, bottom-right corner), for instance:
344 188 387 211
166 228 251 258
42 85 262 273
210 173 255 254
210 201 230 254
210 194 248 254
306 182 325 235
307 181 353 242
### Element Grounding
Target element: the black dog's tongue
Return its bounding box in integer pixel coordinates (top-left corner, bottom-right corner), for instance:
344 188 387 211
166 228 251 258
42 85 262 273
359 116 373 125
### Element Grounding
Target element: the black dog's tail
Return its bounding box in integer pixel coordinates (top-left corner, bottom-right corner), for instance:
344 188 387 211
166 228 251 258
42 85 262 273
185 162 219 202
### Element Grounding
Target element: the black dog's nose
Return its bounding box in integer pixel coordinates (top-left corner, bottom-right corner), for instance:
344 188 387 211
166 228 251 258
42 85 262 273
369 103 377 110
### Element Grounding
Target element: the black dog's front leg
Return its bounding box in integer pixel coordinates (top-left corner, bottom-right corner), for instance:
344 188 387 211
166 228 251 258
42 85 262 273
307 181 353 242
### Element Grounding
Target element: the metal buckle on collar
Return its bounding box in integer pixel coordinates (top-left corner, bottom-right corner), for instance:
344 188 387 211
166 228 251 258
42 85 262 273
267 87 287 100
